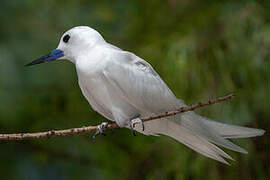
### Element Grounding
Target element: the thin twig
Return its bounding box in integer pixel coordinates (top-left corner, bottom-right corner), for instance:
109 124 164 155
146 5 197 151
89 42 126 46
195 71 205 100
0 93 234 140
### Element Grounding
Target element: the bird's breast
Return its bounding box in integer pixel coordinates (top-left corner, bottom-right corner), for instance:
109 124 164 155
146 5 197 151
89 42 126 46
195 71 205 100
76 65 141 123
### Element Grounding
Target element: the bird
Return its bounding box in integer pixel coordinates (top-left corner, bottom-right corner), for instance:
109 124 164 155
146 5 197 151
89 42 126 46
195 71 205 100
26 26 265 164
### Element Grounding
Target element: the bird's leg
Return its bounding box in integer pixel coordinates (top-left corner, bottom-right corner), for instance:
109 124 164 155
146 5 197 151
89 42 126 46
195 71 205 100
92 122 109 141
129 115 144 136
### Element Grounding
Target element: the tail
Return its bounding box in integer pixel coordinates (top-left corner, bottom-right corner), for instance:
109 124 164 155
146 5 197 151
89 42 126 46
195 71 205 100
137 112 265 164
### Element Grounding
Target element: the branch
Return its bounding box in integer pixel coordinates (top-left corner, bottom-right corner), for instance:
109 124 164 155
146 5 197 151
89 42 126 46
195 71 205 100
0 93 234 140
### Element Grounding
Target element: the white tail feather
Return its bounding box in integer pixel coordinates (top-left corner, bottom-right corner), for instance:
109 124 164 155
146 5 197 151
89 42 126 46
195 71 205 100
179 112 249 154
135 111 265 164
199 117 265 139
140 119 232 164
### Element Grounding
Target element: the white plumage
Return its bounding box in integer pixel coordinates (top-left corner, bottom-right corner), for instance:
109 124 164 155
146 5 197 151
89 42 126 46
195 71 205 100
32 26 266 164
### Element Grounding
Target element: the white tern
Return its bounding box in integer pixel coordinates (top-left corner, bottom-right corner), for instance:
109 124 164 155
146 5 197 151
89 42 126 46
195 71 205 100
26 26 265 164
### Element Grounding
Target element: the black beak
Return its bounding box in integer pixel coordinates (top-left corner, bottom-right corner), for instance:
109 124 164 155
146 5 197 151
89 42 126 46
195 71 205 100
25 49 64 66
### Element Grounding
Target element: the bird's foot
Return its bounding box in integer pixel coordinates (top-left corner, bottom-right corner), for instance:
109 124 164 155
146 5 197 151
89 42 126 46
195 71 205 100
92 122 109 141
129 116 144 136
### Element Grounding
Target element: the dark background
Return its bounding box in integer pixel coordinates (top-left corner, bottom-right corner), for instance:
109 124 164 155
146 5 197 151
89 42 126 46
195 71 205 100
0 0 269 179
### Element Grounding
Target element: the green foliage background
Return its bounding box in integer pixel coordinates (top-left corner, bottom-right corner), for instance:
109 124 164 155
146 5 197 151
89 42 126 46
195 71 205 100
0 0 269 179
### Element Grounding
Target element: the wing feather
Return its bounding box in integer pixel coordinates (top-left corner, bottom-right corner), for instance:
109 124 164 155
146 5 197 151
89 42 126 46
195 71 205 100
103 51 179 115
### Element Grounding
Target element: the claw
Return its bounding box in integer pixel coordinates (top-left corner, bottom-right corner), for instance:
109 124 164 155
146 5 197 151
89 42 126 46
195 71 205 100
129 116 144 136
140 118 145 131
92 122 109 141
129 119 137 136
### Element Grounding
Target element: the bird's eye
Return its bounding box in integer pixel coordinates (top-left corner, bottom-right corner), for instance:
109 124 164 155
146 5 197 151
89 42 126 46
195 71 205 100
63 34 70 43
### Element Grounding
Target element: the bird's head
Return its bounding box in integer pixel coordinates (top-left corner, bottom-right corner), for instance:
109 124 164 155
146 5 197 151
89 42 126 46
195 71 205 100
25 26 105 66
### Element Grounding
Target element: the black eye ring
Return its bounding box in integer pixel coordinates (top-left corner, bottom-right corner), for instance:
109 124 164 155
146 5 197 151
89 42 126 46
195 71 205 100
63 34 70 43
